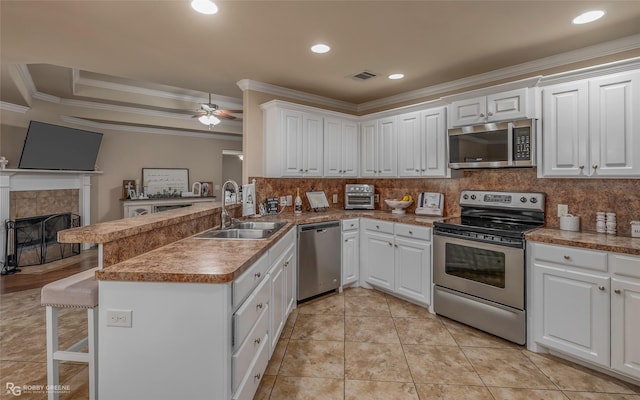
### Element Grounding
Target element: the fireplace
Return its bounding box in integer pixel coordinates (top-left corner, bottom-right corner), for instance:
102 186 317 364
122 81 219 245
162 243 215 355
4 213 80 271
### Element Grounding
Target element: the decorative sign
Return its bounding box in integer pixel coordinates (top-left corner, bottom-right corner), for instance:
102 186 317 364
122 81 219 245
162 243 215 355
142 168 189 196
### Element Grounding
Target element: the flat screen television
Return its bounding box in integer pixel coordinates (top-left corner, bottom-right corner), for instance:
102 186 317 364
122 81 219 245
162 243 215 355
18 121 103 171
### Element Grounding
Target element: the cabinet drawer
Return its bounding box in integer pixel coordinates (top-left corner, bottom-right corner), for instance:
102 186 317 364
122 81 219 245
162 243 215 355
363 219 394 234
233 277 270 347
269 226 295 264
232 305 269 391
342 218 359 232
533 243 607 272
232 332 269 400
233 253 269 309
610 253 640 279
395 224 431 241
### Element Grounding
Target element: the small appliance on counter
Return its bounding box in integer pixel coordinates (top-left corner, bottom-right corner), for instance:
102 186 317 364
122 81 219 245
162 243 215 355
345 184 375 210
415 192 444 216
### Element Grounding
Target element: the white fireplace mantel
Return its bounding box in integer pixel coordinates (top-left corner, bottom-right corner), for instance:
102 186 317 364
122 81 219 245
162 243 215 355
0 168 103 263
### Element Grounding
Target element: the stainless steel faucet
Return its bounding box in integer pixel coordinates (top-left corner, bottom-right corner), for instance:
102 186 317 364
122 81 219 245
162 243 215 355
221 179 239 229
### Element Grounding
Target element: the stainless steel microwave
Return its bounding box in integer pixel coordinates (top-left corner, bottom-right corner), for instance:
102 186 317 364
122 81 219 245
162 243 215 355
447 119 536 169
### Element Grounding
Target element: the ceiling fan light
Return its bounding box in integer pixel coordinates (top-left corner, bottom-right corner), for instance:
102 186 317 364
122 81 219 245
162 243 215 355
191 0 218 15
199 115 221 126
572 10 605 24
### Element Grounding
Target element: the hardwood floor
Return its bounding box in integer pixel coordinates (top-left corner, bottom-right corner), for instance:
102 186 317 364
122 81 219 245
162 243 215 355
0 249 98 294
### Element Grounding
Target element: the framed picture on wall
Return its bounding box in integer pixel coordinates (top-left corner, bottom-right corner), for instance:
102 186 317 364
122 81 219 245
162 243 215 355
142 168 189 196
122 180 136 199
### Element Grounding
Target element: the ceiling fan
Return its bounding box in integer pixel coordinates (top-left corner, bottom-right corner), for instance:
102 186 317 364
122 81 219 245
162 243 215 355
193 93 242 128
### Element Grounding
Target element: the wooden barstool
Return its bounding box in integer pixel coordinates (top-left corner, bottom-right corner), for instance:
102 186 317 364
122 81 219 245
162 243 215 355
41 267 99 400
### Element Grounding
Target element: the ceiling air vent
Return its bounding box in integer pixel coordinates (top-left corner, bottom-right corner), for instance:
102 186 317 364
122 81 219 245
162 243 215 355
351 71 377 81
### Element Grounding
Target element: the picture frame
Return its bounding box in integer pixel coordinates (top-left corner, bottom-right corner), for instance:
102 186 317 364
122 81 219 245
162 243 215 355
122 180 136 199
142 168 189 196
201 181 214 197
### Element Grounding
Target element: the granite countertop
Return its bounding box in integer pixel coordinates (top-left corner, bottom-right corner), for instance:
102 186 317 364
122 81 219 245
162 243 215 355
93 208 446 284
526 228 640 256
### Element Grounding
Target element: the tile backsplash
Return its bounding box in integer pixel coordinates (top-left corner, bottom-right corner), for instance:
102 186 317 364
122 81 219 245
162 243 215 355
252 169 640 236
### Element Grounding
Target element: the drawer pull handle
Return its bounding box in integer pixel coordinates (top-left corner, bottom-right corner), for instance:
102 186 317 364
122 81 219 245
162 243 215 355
255 337 261 344
388 242 393 247
598 285 605 291
376 225 380 229
257 303 263 310
409 231 413 235
254 272 261 279
254 373 262 381
614 289 621 294
563 255 570 260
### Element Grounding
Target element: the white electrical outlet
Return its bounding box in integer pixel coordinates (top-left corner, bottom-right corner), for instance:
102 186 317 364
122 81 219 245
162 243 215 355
332 194 338 203
106 309 132 328
558 204 569 217
286 195 292 206
280 196 287 206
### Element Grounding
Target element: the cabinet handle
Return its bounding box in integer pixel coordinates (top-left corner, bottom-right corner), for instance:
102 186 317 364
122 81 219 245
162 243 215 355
254 272 261 279
254 373 262 381
592 164 598 170
305 169 309 172
394 244 398 248
299 169 303 172
598 285 605 291
563 255 570 260
350 224 354 227
487 112 493 116
480 113 485 117
614 289 621 294
421 169 425 172
254 337 261 345
376 225 380 229
579 165 585 170
409 231 413 235
415 169 420 172
388 242 393 246
256 303 263 309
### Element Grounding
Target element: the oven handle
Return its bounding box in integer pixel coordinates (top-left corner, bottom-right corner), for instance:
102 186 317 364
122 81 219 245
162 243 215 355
433 230 524 249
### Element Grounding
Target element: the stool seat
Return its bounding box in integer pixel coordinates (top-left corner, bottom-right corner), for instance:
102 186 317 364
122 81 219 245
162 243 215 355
41 267 98 309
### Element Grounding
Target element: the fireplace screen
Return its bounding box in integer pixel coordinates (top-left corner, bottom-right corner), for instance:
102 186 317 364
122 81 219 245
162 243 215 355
4 213 80 268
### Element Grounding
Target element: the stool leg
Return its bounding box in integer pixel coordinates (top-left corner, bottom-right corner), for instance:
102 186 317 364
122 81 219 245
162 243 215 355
88 307 98 400
46 306 60 400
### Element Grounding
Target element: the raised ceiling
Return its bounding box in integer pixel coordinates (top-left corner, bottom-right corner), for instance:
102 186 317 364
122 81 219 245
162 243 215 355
2 1 640 124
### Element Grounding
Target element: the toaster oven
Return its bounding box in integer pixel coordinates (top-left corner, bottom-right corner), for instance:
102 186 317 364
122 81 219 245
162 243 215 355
345 184 375 210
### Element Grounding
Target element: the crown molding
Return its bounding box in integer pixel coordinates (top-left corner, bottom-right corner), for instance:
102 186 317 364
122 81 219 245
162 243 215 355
539 56 640 86
60 116 242 141
237 79 358 113
0 101 30 113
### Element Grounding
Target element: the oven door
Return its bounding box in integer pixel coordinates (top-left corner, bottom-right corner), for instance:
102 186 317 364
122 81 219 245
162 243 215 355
433 234 524 310
345 194 374 209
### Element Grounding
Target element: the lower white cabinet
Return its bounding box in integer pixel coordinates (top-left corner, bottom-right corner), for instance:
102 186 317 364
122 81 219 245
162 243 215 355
342 219 360 287
360 219 432 306
529 242 640 381
268 239 296 356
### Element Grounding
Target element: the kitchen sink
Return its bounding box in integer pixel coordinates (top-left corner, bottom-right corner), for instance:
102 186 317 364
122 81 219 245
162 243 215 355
194 221 286 240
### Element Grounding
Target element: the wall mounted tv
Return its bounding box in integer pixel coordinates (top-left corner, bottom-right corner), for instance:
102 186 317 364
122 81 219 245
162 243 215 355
18 121 103 171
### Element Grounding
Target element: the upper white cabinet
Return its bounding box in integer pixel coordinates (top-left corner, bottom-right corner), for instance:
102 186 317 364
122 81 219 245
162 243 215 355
262 101 323 177
450 88 531 127
324 117 359 177
360 116 397 177
397 107 447 177
541 70 640 178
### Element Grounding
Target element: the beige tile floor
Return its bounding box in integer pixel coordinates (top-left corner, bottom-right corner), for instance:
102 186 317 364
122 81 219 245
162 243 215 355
1 286 639 400
256 287 640 400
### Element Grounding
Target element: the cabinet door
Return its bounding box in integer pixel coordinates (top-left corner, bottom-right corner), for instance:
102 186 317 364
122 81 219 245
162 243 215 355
397 112 422 177
611 278 640 380
486 88 528 122
421 107 447 177
323 117 343 177
303 113 323 177
342 230 359 286
541 81 589 177
361 231 395 291
450 96 486 127
589 71 640 177
394 237 431 306
281 110 304 176
269 261 285 355
532 263 610 366
341 120 359 177
377 117 397 177
283 244 296 317
360 120 378 177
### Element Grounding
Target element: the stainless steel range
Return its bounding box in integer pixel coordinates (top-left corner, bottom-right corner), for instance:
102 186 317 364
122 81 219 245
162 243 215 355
433 190 545 345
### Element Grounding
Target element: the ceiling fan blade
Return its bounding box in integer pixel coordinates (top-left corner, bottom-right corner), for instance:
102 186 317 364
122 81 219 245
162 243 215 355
215 110 241 120
223 109 243 113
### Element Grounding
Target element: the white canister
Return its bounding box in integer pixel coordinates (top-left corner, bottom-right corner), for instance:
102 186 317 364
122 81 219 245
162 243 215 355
631 221 640 238
560 215 580 232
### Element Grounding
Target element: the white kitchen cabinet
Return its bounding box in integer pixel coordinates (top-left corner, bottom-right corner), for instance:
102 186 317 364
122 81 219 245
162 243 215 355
360 219 432 306
324 117 359 177
268 255 286 355
360 117 397 177
283 243 296 317
540 70 640 178
529 242 640 381
397 107 447 177
450 88 530 127
342 219 360 287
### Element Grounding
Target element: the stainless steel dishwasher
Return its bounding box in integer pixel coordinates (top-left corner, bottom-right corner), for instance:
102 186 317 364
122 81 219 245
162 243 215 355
297 221 341 302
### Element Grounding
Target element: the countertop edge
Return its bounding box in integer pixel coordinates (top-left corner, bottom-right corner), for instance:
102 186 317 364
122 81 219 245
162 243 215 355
526 228 640 256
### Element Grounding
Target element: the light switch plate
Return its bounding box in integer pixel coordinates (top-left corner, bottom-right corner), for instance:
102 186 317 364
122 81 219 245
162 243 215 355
558 204 569 217
332 194 338 203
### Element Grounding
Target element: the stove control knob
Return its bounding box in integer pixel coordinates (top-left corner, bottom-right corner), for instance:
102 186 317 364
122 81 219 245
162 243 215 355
530 197 538 204
520 197 527 203
463 194 469 200
470 194 476 200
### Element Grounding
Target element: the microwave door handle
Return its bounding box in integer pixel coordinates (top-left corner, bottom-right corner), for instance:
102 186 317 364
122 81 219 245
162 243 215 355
507 122 514 166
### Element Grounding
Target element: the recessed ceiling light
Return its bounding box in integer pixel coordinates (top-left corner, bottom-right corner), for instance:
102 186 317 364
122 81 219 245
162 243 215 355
572 10 605 24
311 44 331 54
388 73 404 80
191 0 218 15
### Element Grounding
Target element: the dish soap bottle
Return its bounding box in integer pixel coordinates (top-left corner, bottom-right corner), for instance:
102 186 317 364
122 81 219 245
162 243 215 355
294 188 302 216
